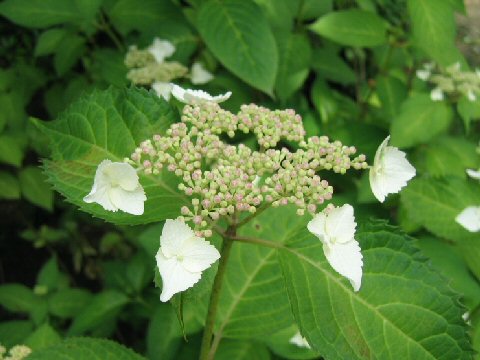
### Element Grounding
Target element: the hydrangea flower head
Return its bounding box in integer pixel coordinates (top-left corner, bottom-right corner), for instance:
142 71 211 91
156 219 220 301
171 84 231 104
83 160 146 215
455 206 480 232
369 136 416 203
307 204 363 291
148 38 175 64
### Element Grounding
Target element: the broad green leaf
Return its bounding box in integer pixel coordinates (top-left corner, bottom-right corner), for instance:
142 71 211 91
48 288 92 319
91 49 128 87
0 321 33 348
0 171 20 199
147 305 183 360
54 34 86 76
68 290 129 335
458 241 480 283
309 10 388 47
27 337 146 360
24 323 61 351
457 96 480 131
0 0 78 28
266 326 319 359
34 87 187 225
215 340 271 360
279 223 472 359
421 137 479 178
407 0 465 67
401 177 480 243
197 0 278 95
376 75 407 120
0 134 24 167
19 166 54 211
254 0 299 30
275 33 311 101
34 28 67 57
312 47 356 85
390 94 453 148
299 0 332 20
0 284 40 313
214 206 298 338
36 257 67 292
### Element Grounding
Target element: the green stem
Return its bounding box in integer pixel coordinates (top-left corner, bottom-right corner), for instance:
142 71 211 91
235 204 270 229
199 226 236 360
98 12 125 52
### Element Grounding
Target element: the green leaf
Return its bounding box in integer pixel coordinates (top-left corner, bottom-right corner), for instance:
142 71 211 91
0 284 40 313
401 177 480 243
147 305 183 360
37 257 66 292
54 34 86 76
24 323 61 351
407 0 464 67
0 134 24 167
34 87 187 225
48 288 92 319
278 223 472 359
0 171 20 199
390 94 453 148
311 47 356 85
0 321 33 348
19 166 54 211
309 10 388 47
376 75 407 120
214 206 298 338
457 96 480 131
26 337 146 360
91 49 128 87
275 33 311 101
215 340 271 360
266 326 320 359
34 28 67 57
68 290 129 335
197 0 278 95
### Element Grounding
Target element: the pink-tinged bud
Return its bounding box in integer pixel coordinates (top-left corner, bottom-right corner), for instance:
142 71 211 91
204 229 213 237
214 195 222 203
235 194 244 201
193 215 202 224
185 188 193 196
307 204 317 213
324 193 332 200
210 212 220 220
181 206 190 215
202 199 211 208
280 198 288 206
167 164 176 172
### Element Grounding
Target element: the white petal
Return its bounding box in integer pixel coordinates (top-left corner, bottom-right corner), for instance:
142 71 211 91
108 185 146 215
152 82 173 101
289 332 311 349
307 212 327 241
177 236 220 273
467 90 477 102
103 162 139 191
148 38 175 64
83 160 117 211
430 88 444 101
191 62 214 85
369 136 416 203
466 169 480 180
416 69 430 81
170 83 186 102
324 239 363 292
455 206 480 232
170 84 231 104
325 204 356 244
156 250 201 302
160 219 196 258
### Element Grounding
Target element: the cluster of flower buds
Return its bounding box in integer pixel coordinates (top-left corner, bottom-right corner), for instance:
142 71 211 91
417 62 480 102
0 344 31 360
129 100 368 236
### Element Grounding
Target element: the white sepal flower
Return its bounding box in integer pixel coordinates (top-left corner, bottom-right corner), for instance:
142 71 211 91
289 331 311 349
152 81 173 101
416 69 431 81
83 160 146 215
467 90 477 102
171 84 231 104
466 169 480 180
148 38 175 64
430 87 444 101
455 206 480 232
369 136 416 203
191 62 214 85
156 219 220 302
307 204 363 292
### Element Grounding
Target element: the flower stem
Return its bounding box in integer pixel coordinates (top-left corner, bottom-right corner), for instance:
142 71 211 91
199 226 235 360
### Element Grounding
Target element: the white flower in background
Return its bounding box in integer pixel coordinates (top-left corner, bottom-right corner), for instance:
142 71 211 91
455 206 480 232
156 219 220 302
83 160 146 215
307 204 363 292
467 90 477 102
191 62 214 85
416 69 431 81
430 87 444 101
467 169 480 180
152 81 173 101
289 331 311 349
369 136 416 203
171 84 231 104
148 38 175 64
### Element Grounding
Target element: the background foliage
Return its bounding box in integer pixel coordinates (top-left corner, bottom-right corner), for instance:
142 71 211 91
0 0 479 359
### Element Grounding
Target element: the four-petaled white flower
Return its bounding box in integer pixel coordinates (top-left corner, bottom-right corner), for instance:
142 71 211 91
191 62 214 85
148 38 175 64
152 81 173 101
171 84 231 104
289 331 311 349
455 206 480 232
307 204 363 292
156 219 220 302
416 69 431 81
83 160 146 215
430 87 444 101
467 169 480 180
369 136 416 203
